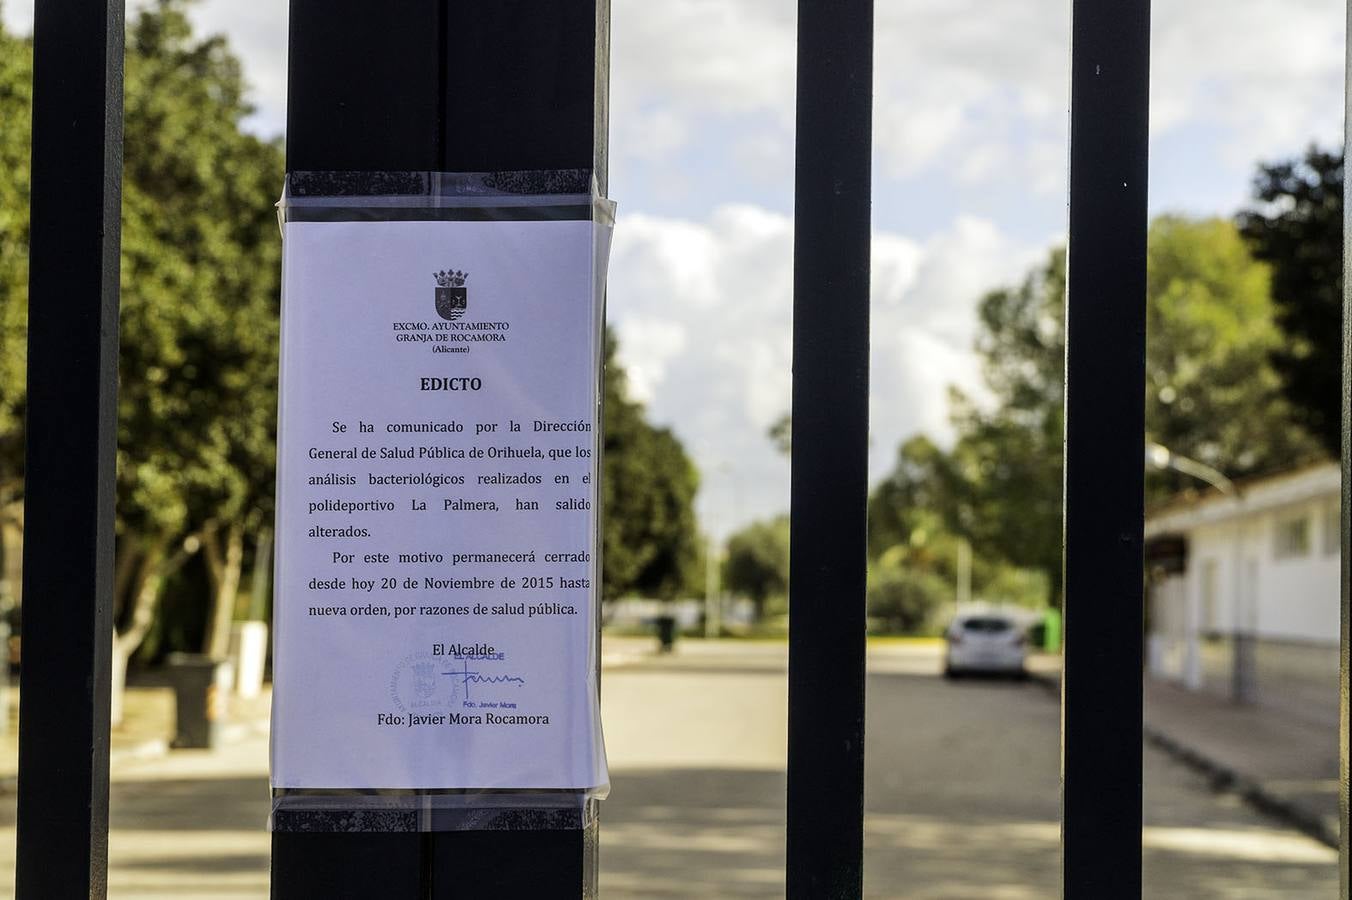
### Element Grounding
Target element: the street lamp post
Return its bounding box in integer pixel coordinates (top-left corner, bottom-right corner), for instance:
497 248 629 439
700 461 737 640
1145 443 1251 703
955 536 972 613
705 533 721 639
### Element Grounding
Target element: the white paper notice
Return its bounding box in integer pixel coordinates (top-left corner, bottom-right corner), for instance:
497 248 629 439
271 217 607 790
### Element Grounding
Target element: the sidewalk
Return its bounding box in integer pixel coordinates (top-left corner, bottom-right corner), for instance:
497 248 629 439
0 636 654 786
1028 655 1339 847
0 679 273 789
600 632 662 668
1143 678 1338 847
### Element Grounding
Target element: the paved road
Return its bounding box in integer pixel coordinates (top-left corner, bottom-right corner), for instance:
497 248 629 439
0 639 1337 897
601 640 1336 898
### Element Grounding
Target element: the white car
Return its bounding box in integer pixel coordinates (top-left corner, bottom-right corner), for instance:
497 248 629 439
943 613 1027 678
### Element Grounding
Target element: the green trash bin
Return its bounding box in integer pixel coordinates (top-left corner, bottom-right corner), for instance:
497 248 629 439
165 653 234 749
655 615 677 653
1043 608 1062 653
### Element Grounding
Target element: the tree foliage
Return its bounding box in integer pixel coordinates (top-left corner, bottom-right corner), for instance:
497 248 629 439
0 3 285 673
116 2 285 659
1237 146 1344 456
722 515 790 618
942 248 1066 601
601 330 702 600
870 216 1317 607
767 413 792 456
868 437 1048 613
1144 216 1321 477
866 567 949 634
0 22 32 508
2 5 705 644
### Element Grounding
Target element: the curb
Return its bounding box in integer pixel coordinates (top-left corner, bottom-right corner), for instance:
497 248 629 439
600 641 660 670
0 736 169 796
600 651 652 669
1027 666 1059 697
1142 725 1338 850
112 736 172 764
1024 665 1336 849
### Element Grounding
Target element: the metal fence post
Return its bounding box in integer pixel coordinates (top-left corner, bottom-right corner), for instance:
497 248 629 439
1338 1 1352 892
1061 0 1151 896
786 0 873 897
15 0 124 897
272 2 608 897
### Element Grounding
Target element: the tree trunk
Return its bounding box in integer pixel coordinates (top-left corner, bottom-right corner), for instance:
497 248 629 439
1 506 23 608
111 547 163 728
247 526 273 621
201 521 245 660
1047 563 1065 613
110 536 198 727
109 638 130 729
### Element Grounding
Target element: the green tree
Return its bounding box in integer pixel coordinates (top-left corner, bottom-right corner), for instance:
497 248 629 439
722 515 790 620
114 1 283 674
0 5 284 713
0 20 32 539
873 217 1316 607
601 330 702 600
1144 216 1321 478
1237 146 1344 456
944 248 1066 602
767 413 792 456
867 435 964 561
1 7 705 694
866 566 949 634
869 442 1047 610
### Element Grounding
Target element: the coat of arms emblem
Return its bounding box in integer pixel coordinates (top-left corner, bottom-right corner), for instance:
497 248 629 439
434 269 468 320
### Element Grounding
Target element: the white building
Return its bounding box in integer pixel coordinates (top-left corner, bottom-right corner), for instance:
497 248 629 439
1144 462 1342 719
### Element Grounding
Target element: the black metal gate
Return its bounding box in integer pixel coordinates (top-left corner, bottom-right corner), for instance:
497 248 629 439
13 0 1352 897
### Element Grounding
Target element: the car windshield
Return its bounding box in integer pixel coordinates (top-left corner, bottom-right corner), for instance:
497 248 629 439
960 617 1011 633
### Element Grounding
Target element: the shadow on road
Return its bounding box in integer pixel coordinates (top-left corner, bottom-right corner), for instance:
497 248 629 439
603 766 786 898
111 776 270 833
0 642 1333 898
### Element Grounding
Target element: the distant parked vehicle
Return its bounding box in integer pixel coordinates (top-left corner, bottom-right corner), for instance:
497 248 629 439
944 612 1026 678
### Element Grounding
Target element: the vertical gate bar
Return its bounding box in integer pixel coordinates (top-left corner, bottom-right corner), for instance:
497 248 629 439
1339 0 1352 891
274 3 442 894
284 0 443 175
275 2 607 896
1061 0 1151 897
431 8 605 896
786 0 873 896
15 0 124 897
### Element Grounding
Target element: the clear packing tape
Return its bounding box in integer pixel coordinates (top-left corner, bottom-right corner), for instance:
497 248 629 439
270 170 613 834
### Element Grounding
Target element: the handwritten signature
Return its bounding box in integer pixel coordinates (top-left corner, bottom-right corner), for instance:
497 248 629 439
442 658 525 699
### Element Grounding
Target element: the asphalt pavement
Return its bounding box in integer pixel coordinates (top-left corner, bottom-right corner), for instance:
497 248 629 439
602 640 1336 898
0 638 1337 898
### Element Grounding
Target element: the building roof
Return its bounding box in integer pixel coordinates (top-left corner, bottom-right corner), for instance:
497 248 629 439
1144 460 1340 537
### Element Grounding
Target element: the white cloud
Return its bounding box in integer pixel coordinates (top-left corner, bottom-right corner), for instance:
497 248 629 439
611 0 796 121
1 0 288 135
6 0 1341 208
614 317 687 405
608 0 1344 210
608 204 1040 537
4 0 1342 541
0 2 30 34
868 215 1041 476
187 0 289 135
619 107 691 162
1151 0 1344 164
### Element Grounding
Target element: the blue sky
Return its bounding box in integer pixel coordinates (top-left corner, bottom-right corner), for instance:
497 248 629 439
3 0 1344 537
